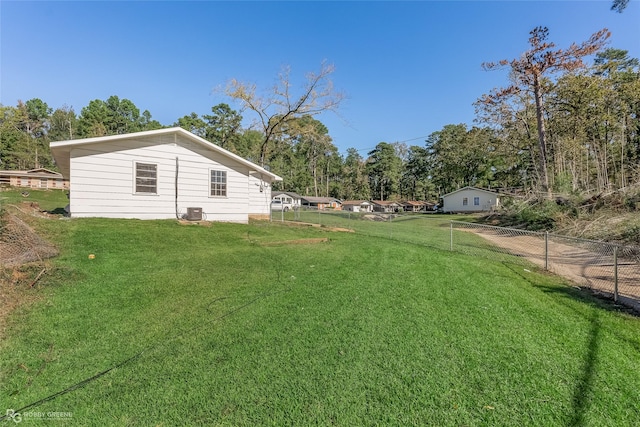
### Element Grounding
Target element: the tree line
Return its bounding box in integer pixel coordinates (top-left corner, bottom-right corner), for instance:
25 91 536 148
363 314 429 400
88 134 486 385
1 29 638 201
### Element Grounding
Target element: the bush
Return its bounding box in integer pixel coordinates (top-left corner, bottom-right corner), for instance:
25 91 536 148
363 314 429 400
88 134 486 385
517 200 560 231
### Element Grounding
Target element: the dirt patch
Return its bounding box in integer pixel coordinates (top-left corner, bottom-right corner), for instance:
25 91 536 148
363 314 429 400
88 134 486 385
260 238 330 246
277 221 354 233
325 227 354 233
177 220 213 227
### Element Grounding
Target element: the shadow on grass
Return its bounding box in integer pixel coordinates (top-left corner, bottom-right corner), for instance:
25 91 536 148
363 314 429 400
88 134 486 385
503 262 640 425
569 309 600 427
46 207 68 215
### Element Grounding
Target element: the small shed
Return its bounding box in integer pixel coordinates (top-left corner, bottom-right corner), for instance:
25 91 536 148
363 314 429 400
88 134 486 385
441 186 500 213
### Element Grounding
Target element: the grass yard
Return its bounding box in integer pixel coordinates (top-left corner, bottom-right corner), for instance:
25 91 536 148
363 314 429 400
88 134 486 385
1 192 639 425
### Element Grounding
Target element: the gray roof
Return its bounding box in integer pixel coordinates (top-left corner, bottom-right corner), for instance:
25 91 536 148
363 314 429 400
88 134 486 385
300 196 341 204
272 191 303 199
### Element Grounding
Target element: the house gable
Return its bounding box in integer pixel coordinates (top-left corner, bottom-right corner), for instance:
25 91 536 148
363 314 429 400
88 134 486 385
49 128 282 222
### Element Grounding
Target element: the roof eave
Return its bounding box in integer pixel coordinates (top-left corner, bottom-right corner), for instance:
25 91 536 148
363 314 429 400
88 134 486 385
50 127 282 182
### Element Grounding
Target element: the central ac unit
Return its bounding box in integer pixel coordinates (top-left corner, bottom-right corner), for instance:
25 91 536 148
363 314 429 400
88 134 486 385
185 207 203 221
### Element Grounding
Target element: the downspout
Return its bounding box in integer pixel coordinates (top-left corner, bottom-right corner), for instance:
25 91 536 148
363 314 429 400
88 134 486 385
175 156 180 219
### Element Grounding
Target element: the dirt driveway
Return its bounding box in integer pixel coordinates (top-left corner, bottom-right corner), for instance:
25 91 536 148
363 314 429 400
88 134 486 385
464 227 640 309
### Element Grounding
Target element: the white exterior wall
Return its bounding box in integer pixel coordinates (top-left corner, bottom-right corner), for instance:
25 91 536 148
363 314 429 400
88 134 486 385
248 172 273 217
442 189 499 213
68 133 273 223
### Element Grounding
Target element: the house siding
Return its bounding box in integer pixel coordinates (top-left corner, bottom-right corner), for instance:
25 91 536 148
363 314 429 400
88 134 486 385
442 188 499 213
68 134 263 222
248 172 273 219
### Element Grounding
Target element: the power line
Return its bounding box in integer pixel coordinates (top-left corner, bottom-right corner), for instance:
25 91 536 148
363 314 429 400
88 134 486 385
353 134 430 153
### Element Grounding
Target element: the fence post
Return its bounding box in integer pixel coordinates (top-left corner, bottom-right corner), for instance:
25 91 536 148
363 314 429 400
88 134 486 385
544 231 549 271
450 222 453 251
614 246 619 303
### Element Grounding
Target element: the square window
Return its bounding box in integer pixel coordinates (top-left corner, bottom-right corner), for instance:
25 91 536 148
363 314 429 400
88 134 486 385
135 163 157 193
210 170 227 197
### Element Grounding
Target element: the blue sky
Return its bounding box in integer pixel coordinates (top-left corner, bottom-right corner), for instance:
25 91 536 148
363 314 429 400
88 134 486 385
1 1 638 155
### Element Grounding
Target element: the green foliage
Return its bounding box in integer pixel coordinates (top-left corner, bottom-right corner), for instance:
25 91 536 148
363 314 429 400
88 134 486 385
367 142 402 200
479 45 640 195
621 225 640 243
77 95 162 138
426 124 498 195
498 198 563 230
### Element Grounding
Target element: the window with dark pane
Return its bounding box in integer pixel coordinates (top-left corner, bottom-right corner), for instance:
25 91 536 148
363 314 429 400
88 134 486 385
210 170 227 197
135 163 157 193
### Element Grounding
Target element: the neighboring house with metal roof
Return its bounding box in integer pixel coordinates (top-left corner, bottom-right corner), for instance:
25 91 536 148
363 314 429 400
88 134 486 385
400 200 431 212
300 196 341 210
49 127 282 223
0 168 69 190
371 200 401 213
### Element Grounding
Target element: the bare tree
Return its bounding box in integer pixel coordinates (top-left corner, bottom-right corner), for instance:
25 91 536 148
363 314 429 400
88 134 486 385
611 0 630 13
481 26 610 197
224 61 345 166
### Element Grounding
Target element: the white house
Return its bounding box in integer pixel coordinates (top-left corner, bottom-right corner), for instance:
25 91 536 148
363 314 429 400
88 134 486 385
49 127 282 223
441 186 500 213
341 200 373 213
271 191 302 209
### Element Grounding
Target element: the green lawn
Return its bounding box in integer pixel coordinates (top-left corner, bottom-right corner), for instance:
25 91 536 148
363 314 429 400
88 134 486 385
1 192 639 425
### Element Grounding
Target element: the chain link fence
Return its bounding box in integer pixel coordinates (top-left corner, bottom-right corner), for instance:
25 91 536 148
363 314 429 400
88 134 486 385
270 207 640 311
450 221 640 310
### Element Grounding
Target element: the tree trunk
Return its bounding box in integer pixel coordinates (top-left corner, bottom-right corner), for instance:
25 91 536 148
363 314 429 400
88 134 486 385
533 74 552 198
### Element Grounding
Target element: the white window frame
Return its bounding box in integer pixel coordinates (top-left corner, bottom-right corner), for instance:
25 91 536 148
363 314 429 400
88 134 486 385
210 169 227 197
134 162 158 194
474 196 480 206
462 197 468 206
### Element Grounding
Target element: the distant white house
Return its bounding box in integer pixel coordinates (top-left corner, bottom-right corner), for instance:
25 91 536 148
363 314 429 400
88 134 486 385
341 200 373 213
271 191 302 209
49 127 282 223
441 186 500 213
